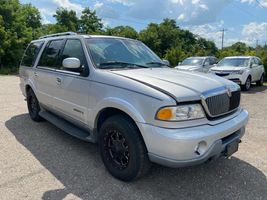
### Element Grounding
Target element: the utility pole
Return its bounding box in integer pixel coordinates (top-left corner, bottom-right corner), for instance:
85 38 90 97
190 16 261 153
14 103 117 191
220 28 227 50
256 39 259 56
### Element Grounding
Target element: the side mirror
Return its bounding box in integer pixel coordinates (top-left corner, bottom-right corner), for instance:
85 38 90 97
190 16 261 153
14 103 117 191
62 57 81 69
251 64 258 68
177 62 181 66
162 59 170 66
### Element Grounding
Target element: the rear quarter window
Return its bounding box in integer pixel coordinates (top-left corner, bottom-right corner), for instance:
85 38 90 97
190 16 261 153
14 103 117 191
21 41 44 67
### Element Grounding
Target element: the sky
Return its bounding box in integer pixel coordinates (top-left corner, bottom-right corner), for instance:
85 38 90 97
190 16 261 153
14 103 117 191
20 0 267 48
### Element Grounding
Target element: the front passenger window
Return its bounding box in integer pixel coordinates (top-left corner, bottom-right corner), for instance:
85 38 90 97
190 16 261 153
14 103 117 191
59 39 86 72
38 40 64 68
204 59 209 66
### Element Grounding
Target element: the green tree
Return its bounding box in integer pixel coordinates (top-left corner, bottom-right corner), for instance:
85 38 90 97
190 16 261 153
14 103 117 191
105 26 138 39
53 8 79 32
21 3 41 39
0 0 33 69
139 23 161 56
79 7 103 34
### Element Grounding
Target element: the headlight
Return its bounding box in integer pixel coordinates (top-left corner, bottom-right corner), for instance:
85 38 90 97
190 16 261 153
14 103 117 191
156 104 205 121
230 70 245 75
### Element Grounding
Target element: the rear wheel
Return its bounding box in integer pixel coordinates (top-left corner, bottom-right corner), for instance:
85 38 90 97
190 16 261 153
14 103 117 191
256 74 264 86
98 115 150 181
241 76 251 91
26 89 42 122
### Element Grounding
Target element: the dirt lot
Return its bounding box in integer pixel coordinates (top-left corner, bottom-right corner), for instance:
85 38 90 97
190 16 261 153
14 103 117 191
0 75 266 200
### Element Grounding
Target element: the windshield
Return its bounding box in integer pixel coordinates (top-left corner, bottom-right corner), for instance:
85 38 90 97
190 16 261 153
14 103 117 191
181 58 204 66
86 38 165 69
218 58 249 67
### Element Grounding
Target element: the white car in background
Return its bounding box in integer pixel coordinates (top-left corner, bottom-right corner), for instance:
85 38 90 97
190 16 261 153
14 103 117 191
210 56 265 91
175 56 217 73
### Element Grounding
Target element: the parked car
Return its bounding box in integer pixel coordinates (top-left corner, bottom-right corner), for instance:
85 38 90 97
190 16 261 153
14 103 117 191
175 56 217 72
210 56 265 91
19 32 248 181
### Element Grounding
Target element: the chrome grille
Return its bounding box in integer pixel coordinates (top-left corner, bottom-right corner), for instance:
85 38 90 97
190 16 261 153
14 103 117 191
203 90 240 117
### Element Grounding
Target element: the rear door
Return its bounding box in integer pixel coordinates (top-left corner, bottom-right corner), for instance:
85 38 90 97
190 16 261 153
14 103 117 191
52 39 90 126
35 39 65 109
19 41 44 96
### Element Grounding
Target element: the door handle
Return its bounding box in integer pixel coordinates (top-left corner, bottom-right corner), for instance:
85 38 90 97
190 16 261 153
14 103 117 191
34 72 38 77
56 77 62 85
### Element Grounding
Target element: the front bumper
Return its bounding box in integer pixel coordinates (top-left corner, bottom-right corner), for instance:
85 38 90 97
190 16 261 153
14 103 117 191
137 109 249 168
214 73 246 85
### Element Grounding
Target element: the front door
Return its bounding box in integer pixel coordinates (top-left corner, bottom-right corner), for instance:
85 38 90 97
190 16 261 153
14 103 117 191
52 39 90 126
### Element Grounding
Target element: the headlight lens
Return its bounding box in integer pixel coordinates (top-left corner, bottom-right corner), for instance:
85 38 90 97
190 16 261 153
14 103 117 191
231 70 244 75
156 104 205 121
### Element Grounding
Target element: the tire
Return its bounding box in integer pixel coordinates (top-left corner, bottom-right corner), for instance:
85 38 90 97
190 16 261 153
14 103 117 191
26 89 43 122
256 74 264 86
241 76 251 91
98 115 151 181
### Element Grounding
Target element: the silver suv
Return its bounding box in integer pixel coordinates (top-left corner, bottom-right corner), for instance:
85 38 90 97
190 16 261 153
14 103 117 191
19 32 249 181
175 56 218 73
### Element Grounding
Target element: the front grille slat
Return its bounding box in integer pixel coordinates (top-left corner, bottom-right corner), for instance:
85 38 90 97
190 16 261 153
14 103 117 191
204 90 240 117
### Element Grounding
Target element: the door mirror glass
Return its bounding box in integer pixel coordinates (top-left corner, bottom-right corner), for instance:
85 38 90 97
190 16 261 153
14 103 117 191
62 57 81 69
251 63 258 68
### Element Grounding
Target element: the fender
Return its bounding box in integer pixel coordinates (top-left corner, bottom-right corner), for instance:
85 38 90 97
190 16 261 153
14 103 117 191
91 97 146 129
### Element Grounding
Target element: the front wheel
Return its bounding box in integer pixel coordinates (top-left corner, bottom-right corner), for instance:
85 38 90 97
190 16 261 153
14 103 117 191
98 115 151 181
241 76 251 91
256 74 264 86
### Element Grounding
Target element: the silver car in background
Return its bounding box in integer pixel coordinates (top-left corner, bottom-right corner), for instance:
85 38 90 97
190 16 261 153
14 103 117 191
19 32 248 181
175 56 217 73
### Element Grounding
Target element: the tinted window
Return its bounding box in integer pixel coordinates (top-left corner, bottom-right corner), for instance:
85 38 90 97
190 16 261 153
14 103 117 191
21 41 44 67
210 57 217 65
250 58 256 67
59 39 86 71
203 59 210 66
38 40 64 68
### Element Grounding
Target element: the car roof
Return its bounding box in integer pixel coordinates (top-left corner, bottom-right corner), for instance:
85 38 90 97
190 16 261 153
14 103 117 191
224 56 254 59
186 56 216 59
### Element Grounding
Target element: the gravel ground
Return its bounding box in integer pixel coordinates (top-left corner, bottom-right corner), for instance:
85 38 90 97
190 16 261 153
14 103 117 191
0 75 266 200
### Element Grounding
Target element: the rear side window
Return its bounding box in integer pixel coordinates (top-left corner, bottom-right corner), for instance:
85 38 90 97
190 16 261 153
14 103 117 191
38 40 64 68
21 41 44 67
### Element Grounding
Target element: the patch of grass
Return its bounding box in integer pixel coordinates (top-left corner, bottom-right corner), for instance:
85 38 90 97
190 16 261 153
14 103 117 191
0 67 19 75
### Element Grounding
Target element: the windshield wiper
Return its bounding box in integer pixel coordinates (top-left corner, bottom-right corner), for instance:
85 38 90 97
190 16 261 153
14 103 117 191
98 61 148 69
146 61 166 66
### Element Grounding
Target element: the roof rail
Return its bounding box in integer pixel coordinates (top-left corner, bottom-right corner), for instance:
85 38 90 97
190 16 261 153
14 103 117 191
39 32 77 39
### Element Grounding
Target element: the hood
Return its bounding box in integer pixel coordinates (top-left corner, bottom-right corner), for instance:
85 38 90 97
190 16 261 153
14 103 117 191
175 65 200 71
110 68 235 102
210 66 247 71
